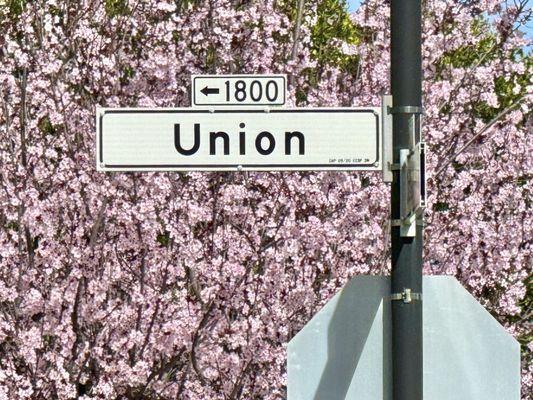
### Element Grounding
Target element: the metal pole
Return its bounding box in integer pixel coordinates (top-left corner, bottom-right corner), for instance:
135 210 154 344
390 1 423 399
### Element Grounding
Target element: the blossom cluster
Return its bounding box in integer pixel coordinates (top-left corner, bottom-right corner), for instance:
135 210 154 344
0 0 530 398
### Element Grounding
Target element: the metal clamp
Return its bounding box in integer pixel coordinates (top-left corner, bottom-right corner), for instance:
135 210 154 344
391 288 422 303
387 106 425 115
388 162 401 171
391 209 417 226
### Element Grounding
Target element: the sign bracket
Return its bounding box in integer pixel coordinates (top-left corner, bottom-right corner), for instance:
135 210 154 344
399 143 426 237
381 95 394 182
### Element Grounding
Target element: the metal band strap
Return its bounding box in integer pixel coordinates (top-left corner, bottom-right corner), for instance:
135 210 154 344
387 105 425 115
390 288 422 303
388 162 401 171
391 218 424 227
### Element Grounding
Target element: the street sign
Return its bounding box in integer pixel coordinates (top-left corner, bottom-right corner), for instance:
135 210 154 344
191 74 286 106
96 107 381 172
288 276 520 400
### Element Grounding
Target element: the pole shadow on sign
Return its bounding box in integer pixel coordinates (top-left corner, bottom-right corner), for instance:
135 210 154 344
288 276 391 400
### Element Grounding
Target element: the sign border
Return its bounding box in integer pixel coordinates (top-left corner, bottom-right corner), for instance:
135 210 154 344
192 74 287 107
97 108 380 171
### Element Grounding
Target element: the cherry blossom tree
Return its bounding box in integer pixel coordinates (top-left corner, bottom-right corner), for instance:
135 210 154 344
0 0 530 398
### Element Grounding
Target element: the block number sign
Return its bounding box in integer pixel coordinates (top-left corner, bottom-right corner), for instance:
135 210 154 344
192 75 286 106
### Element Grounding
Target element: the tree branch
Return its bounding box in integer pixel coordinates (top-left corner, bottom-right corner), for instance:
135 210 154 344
434 94 526 178
289 0 305 87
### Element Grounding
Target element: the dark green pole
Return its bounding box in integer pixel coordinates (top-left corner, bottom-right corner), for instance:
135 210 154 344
390 1 423 399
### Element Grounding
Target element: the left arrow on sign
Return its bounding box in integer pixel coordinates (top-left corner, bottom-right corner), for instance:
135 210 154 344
200 86 220 96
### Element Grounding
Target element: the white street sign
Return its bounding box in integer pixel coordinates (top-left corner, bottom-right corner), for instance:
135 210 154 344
96 108 381 172
192 75 286 106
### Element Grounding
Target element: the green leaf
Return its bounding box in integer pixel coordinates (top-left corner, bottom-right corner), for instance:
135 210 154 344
310 0 362 70
105 0 129 18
